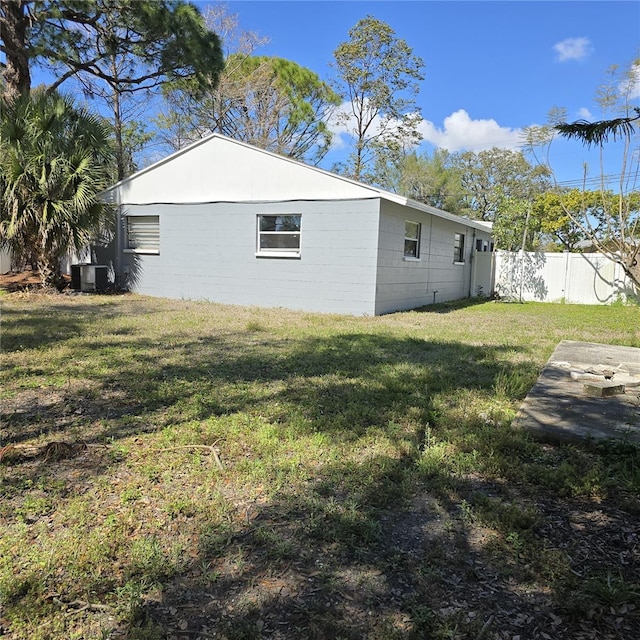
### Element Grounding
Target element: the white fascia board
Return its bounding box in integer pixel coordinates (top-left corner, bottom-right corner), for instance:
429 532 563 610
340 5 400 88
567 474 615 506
378 190 494 235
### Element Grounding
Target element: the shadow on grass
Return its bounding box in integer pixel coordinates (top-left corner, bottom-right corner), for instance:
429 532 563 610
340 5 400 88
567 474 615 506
2 301 639 639
143 455 501 639
0 296 161 353
2 330 527 448
412 296 495 314
128 442 640 640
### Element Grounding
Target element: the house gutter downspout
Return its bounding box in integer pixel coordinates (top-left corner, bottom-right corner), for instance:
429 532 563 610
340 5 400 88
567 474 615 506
468 228 476 298
426 215 433 299
114 202 123 288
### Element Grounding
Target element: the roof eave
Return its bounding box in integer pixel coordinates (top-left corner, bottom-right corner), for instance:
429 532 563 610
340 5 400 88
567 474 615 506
378 192 494 233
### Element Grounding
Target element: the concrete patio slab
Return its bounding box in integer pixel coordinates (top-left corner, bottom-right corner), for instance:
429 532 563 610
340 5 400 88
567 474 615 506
513 340 640 444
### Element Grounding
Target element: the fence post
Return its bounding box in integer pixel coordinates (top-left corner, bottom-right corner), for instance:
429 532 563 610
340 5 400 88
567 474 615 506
563 250 570 302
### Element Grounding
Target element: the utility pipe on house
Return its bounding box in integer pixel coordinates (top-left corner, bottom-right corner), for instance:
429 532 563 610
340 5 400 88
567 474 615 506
468 228 476 298
519 202 532 303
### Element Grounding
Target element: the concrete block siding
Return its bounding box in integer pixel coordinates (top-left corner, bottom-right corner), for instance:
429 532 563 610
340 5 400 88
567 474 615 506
104 134 494 316
122 199 380 316
375 201 490 315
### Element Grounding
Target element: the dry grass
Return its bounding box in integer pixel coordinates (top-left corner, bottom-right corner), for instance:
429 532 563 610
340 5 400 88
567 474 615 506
1 291 639 639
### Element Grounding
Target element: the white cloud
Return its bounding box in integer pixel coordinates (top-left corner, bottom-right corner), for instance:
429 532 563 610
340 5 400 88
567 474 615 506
632 63 640 99
620 61 640 99
327 100 418 150
328 101 389 150
328 104 523 153
326 102 355 149
553 37 592 62
577 107 593 120
418 109 522 152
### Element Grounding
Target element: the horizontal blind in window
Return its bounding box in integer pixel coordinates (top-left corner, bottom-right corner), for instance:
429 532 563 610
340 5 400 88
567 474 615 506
127 216 159 251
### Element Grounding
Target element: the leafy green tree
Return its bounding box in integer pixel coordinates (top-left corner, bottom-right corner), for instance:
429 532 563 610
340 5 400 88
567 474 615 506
331 15 425 183
532 189 599 251
119 117 155 176
0 91 115 287
1 0 223 98
381 149 464 213
1 0 224 178
525 61 640 291
155 2 341 163
453 148 550 222
491 190 543 251
158 54 340 165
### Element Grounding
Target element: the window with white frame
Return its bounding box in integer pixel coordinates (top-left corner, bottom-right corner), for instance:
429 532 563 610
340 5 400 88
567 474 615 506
257 214 301 256
126 215 159 253
404 221 421 258
454 232 465 263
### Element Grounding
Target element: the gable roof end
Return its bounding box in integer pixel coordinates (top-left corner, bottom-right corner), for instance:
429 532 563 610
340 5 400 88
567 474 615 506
101 133 493 234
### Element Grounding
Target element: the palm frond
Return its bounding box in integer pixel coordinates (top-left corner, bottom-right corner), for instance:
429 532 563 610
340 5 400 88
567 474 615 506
554 107 640 147
0 90 116 283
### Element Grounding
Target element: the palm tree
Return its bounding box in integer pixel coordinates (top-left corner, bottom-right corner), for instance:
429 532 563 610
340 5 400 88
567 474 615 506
0 91 115 288
554 108 640 291
555 107 640 147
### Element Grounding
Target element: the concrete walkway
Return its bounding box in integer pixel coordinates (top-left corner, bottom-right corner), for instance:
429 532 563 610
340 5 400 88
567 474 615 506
513 340 640 445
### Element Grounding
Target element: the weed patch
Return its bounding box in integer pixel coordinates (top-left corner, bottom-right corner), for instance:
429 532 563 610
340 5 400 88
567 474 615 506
1 295 639 638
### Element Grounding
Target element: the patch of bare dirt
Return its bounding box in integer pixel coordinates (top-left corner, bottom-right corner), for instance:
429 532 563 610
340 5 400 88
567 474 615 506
0 269 70 293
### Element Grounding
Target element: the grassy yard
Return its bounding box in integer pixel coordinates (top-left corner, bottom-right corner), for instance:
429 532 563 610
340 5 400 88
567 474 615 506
1 292 639 640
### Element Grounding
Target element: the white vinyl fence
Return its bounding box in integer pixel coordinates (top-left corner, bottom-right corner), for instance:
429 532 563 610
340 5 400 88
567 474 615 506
493 251 636 304
0 248 12 273
0 248 93 276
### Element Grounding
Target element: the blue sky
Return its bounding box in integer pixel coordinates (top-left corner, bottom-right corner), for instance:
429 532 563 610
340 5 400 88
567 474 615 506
21 1 639 186
197 0 639 185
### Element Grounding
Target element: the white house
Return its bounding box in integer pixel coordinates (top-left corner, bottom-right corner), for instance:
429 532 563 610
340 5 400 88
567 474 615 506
101 134 493 316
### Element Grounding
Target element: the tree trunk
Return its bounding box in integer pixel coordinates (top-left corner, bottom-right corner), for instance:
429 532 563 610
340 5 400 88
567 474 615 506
0 0 32 100
36 251 66 290
623 258 640 295
107 54 128 182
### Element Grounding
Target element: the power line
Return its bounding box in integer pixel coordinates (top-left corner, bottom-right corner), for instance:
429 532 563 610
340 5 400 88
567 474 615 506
553 172 639 188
